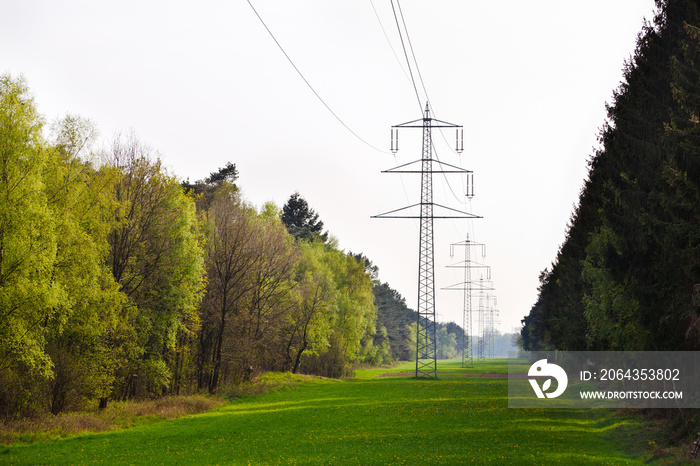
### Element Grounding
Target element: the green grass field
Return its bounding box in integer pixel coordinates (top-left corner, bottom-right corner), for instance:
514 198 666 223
1 359 659 465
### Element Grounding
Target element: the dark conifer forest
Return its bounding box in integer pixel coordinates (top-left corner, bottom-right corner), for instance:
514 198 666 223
521 0 700 353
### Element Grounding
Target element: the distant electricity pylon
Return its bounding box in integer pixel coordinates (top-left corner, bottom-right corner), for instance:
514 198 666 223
444 236 489 368
373 103 479 378
487 307 500 358
477 285 496 360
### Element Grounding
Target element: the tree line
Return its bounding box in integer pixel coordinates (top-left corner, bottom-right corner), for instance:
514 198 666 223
0 72 474 419
372 281 467 361
0 74 413 418
521 0 700 353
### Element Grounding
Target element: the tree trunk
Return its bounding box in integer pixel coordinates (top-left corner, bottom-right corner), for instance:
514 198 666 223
209 300 227 394
196 328 210 391
292 341 307 374
50 378 65 415
173 344 181 396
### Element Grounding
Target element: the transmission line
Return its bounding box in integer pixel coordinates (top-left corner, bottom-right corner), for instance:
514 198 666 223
386 2 495 352
390 0 423 112
245 0 389 155
389 1 468 210
396 0 432 106
369 0 412 85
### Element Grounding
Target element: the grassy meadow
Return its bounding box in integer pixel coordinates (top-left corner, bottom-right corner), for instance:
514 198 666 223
1 359 665 465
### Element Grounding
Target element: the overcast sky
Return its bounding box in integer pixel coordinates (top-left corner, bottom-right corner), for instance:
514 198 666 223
2 1 657 333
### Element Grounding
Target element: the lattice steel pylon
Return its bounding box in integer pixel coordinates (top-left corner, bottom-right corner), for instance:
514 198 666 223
443 236 489 368
477 286 496 360
373 102 479 378
487 307 500 358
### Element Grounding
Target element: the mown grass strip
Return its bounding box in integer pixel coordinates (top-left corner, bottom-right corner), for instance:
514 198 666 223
2 360 659 465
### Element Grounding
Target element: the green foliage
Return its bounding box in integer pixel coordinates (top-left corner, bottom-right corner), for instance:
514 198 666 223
373 281 466 362
437 327 457 359
204 162 238 186
521 0 700 353
235 204 298 375
373 282 416 360
0 74 56 382
298 243 377 377
196 192 379 389
362 324 393 366
105 135 206 400
0 76 395 419
0 80 211 416
43 115 124 414
581 226 646 350
405 322 417 361
138 359 172 397
197 186 259 392
180 161 238 202
258 201 281 219
281 191 328 242
285 240 335 373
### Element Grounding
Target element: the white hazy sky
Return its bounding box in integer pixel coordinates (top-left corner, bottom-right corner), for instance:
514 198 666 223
2 1 657 333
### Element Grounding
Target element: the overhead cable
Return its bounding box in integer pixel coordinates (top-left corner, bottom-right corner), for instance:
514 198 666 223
390 2 470 207
390 0 423 112
246 0 390 155
396 0 432 107
369 0 412 85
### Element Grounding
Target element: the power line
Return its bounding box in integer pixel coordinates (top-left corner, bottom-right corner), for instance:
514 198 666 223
396 0 431 106
245 0 390 155
390 4 457 158
390 0 423 112
391 4 458 164
387 2 491 336
387 4 496 341
394 153 419 232
369 0 412 85
389 1 467 210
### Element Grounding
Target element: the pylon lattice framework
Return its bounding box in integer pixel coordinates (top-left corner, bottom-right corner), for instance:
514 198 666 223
373 103 480 378
486 304 500 358
444 236 489 368
477 283 496 360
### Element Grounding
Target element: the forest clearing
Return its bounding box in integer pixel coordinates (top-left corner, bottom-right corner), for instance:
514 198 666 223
2 360 669 465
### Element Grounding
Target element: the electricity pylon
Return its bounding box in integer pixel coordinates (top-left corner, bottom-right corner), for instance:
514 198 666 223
443 236 489 368
486 307 500 358
373 103 479 378
477 286 496 360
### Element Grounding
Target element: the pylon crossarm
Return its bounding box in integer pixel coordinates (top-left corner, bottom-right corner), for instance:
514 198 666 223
442 282 495 291
393 118 462 128
373 203 482 219
432 203 481 218
451 239 486 247
382 159 471 174
445 260 490 268
371 204 421 218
